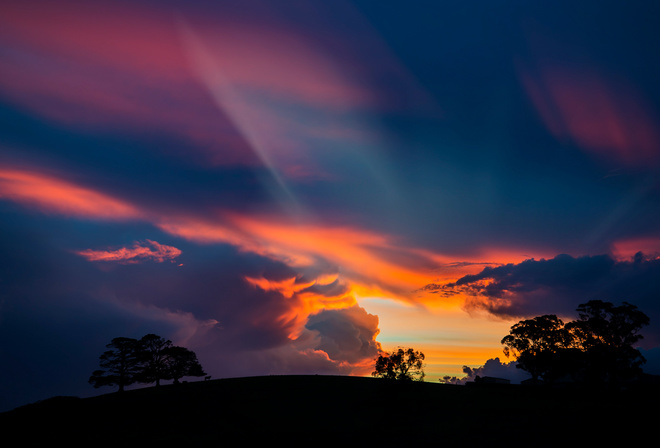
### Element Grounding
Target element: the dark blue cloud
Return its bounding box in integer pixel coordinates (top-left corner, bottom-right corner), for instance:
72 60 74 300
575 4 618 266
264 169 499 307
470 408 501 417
434 253 660 346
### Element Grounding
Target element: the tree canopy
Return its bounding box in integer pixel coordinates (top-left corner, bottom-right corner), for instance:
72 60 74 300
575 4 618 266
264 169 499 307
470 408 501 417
89 334 206 391
501 300 650 386
137 334 173 386
566 300 650 384
88 337 142 392
164 346 206 384
501 315 572 383
372 347 425 381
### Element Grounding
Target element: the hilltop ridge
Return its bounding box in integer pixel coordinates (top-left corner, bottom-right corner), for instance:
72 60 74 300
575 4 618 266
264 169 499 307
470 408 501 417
2 375 658 445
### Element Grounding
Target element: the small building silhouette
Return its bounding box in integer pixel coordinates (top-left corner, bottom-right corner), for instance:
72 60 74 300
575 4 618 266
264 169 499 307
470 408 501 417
476 376 510 385
466 375 512 387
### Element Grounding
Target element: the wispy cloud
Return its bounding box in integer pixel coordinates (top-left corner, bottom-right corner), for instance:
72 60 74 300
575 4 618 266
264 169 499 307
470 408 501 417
0 167 141 220
75 240 182 264
519 60 660 167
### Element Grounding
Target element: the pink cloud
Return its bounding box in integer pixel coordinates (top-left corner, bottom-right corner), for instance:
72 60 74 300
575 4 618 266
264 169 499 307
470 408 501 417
520 63 660 166
179 20 378 111
76 240 182 264
0 0 432 181
0 1 188 79
611 237 660 260
0 1 256 166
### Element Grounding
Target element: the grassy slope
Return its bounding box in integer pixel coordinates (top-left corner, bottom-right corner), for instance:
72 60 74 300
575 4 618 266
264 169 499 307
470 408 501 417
1 375 657 445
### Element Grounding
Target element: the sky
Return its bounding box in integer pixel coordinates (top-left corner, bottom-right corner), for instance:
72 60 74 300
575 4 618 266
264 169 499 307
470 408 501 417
2 0 660 411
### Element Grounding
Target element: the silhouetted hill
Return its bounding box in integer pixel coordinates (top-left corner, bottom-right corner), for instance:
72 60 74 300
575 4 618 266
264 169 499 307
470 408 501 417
2 375 658 445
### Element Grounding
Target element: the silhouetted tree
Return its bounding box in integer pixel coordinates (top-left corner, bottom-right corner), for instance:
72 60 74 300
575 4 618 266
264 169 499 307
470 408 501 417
566 300 650 385
501 315 573 384
164 346 206 384
90 334 208 390
137 333 173 386
501 301 650 386
88 337 141 392
373 347 425 381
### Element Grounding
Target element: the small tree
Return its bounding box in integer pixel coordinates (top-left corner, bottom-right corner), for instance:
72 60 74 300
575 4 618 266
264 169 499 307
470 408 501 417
89 337 141 392
164 346 206 384
373 347 425 381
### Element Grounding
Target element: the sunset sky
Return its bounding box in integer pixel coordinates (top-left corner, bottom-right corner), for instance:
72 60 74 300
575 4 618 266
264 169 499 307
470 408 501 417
2 0 660 411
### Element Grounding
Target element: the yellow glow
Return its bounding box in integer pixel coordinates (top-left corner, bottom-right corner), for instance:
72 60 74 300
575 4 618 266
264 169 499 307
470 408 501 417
358 297 516 381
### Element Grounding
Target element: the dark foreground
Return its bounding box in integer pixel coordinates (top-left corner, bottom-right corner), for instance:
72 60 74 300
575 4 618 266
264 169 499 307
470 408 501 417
2 375 658 445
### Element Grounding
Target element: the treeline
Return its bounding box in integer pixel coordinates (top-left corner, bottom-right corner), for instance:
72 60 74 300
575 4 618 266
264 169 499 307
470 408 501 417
501 300 650 386
377 300 651 387
89 334 206 392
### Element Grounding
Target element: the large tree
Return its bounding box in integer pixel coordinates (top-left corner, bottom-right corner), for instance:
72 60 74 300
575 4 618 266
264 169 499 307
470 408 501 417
137 333 173 386
372 347 425 381
164 346 206 384
88 337 141 392
566 300 650 384
501 314 573 384
501 301 650 386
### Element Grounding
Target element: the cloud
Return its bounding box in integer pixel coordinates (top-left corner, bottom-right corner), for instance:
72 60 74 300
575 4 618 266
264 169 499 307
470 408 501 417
0 214 380 410
433 253 660 346
75 240 182 264
0 163 448 305
0 168 141 220
446 357 531 385
0 0 432 183
519 50 660 167
202 304 383 379
304 305 382 369
158 211 449 302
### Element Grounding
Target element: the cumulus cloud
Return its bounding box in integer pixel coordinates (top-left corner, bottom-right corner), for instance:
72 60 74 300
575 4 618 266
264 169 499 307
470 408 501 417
441 358 531 385
75 240 182 264
304 305 382 369
430 253 660 346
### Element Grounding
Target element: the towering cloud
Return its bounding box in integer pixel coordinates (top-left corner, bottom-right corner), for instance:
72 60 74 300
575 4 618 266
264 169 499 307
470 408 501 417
304 305 382 369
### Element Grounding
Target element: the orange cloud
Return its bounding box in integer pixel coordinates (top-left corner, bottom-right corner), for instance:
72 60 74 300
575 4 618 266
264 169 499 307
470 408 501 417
76 240 182 264
245 273 358 340
0 165 527 314
0 168 141 220
0 164 529 380
229 214 442 296
158 212 543 314
244 276 317 300
159 211 451 305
